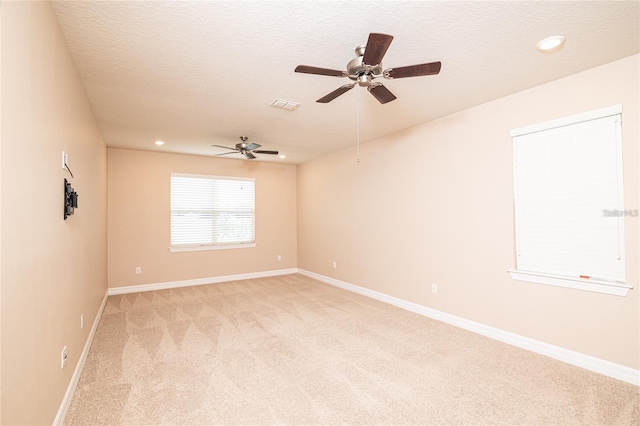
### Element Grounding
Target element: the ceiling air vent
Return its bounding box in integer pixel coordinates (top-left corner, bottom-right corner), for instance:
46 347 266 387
271 99 300 111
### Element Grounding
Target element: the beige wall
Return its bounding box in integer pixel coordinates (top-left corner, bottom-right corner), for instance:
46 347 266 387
0 3 2 423
298 55 640 370
0 3 3 422
107 148 297 288
1 2 108 425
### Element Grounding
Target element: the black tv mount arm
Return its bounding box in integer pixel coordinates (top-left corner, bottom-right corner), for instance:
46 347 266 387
64 178 78 220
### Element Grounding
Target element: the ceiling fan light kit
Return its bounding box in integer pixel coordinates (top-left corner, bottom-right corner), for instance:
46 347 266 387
295 32 442 104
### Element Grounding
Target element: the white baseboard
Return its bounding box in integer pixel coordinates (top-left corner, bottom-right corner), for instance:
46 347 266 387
108 268 299 295
297 269 640 386
53 290 109 425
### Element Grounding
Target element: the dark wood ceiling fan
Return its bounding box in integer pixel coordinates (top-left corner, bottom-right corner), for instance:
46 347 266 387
295 33 441 104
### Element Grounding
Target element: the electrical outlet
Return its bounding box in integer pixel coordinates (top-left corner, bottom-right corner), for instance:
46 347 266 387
432 284 438 294
277 255 282 261
135 267 141 274
333 261 337 269
61 346 68 369
80 313 84 329
62 151 68 169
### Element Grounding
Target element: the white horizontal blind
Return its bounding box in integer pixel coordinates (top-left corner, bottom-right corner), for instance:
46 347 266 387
171 174 255 247
512 107 625 284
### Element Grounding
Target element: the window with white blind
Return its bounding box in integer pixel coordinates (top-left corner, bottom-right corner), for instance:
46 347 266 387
170 174 255 251
508 104 631 296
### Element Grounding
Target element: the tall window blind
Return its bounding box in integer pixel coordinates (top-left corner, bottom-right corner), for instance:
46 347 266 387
510 105 625 287
171 174 255 247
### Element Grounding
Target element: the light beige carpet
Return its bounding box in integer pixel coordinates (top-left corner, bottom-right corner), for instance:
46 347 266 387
65 274 639 425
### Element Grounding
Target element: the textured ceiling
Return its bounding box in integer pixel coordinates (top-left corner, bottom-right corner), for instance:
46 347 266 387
52 1 640 164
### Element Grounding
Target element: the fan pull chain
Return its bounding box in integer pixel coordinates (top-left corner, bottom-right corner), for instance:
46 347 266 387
356 90 360 163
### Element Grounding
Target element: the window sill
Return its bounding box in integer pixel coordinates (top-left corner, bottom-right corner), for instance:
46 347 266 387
169 242 256 253
507 270 631 296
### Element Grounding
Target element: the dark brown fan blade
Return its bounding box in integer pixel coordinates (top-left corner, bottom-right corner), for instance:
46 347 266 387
253 150 279 155
243 152 256 160
368 83 397 104
244 143 261 151
212 144 237 150
362 33 394 66
385 61 441 79
317 83 355 103
295 65 346 77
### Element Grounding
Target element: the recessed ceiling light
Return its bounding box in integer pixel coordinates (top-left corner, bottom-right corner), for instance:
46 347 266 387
154 140 165 146
536 35 566 52
278 154 286 159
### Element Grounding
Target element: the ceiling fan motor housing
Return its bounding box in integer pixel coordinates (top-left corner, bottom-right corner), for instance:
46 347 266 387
347 55 383 87
237 136 250 150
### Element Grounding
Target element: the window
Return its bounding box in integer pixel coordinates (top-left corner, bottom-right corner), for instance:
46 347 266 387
170 174 255 251
508 105 630 296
